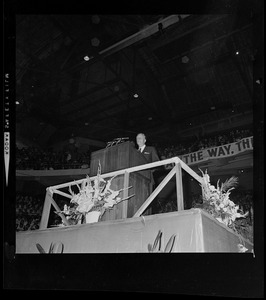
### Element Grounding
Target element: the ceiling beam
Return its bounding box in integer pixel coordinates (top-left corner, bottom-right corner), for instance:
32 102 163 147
100 53 163 122
148 14 228 51
49 15 75 43
159 23 252 65
86 102 147 125
137 48 176 117
100 15 143 29
97 15 190 58
69 99 124 122
63 87 129 119
230 54 253 99
60 78 121 114
64 15 190 74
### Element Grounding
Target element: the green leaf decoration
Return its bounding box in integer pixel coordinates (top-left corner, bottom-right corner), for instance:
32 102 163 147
36 243 46 254
36 242 64 254
164 234 176 253
48 242 54 253
152 230 162 252
221 176 238 192
148 231 176 253
51 242 64 253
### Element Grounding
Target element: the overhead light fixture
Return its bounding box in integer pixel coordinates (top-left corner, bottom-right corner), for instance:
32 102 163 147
16 101 20 105
133 93 139 98
84 55 90 61
84 122 89 126
91 37 100 47
114 85 120 92
148 117 153 121
235 51 239 55
181 56 189 63
210 106 216 110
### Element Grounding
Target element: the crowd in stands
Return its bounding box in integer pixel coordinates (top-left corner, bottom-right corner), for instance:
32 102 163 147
16 193 44 231
16 146 91 170
16 127 252 170
157 128 253 159
16 193 68 231
232 190 254 243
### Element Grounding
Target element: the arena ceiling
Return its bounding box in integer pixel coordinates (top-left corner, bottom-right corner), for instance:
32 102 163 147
15 7 259 148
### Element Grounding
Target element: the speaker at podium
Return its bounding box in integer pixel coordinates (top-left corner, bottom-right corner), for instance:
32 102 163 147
90 140 152 221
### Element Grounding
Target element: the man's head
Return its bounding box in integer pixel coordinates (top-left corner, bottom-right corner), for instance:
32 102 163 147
136 133 146 148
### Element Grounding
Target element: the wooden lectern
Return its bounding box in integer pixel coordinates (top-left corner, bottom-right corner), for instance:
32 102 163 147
90 141 152 221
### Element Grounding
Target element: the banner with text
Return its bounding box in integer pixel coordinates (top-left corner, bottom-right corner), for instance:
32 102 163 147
165 136 253 168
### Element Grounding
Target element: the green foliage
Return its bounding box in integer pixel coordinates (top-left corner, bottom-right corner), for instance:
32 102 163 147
220 176 239 192
36 242 64 253
194 169 252 243
148 230 176 253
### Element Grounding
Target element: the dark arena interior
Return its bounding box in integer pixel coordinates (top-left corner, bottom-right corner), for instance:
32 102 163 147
4 0 264 295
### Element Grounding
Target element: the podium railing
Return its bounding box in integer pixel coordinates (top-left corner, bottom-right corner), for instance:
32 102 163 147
39 157 203 229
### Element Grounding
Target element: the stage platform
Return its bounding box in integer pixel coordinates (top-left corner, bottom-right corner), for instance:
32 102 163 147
16 208 253 253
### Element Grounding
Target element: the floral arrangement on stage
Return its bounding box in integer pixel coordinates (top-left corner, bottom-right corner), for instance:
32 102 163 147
194 169 251 245
55 163 134 226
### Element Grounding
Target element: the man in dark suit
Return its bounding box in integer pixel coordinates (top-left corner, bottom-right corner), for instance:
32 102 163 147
136 133 160 215
136 133 159 163
136 132 160 187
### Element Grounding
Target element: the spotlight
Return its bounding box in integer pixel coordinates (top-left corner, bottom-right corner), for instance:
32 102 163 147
133 93 139 98
84 56 90 61
16 101 20 105
235 51 239 55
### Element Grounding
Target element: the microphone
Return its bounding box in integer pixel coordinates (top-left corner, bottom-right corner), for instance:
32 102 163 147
106 137 129 148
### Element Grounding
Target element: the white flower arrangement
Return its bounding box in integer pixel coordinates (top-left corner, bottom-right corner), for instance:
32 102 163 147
195 169 252 252
198 169 248 229
55 163 134 225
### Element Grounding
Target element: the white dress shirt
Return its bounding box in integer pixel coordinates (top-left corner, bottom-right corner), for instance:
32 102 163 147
138 145 145 153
